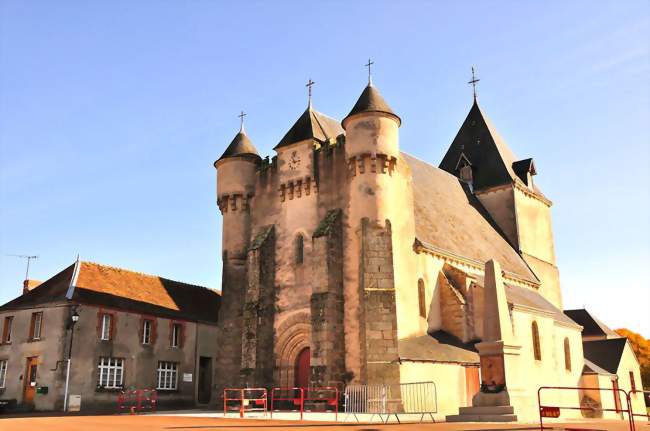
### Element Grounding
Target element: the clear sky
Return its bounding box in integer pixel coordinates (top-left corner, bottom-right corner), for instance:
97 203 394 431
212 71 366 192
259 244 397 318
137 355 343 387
1 1 648 336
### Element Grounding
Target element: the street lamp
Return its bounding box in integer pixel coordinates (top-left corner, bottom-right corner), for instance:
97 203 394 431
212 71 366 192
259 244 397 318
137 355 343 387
63 308 79 412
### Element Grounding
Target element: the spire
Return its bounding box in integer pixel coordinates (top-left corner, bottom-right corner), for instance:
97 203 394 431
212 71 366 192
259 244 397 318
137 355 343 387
342 83 400 129
215 113 260 164
274 107 343 150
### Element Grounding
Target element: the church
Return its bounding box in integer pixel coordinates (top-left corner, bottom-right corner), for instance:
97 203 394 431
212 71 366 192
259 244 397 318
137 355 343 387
213 69 645 421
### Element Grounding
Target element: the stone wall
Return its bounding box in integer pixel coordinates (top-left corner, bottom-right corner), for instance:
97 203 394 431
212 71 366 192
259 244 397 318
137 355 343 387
310 210 345 388
360 218 400 388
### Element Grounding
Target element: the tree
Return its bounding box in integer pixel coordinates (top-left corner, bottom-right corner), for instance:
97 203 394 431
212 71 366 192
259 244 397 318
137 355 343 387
616 328 650 389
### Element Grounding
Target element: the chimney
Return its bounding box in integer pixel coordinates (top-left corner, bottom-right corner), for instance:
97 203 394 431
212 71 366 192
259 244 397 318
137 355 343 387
23 279 42 295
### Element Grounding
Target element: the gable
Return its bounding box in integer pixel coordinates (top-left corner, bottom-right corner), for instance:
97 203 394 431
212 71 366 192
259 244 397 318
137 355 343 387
582 338 627 374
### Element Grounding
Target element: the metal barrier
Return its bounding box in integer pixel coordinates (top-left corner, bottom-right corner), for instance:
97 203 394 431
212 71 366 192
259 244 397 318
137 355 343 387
627 389 650 427
538 386 635 431
344 381 437 423
270 387 304 419
117 389 157 414
223 388 268 418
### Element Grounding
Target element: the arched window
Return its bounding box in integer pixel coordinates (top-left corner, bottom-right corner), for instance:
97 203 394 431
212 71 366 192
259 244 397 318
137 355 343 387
532 321 541 361
418 279 426 318
295 234 304 264
564 338 571 371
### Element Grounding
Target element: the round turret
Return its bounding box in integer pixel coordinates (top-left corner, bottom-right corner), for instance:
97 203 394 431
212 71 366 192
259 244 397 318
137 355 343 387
214 129 260 212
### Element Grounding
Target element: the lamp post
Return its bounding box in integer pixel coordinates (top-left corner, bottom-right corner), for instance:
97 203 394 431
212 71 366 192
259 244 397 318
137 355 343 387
63 309 79 412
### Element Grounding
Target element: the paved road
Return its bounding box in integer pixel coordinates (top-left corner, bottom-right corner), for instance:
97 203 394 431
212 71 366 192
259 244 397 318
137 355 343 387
0 416 648 431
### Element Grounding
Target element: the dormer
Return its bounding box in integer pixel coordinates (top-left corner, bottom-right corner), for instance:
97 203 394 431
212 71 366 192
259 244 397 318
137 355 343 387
512 158 537 189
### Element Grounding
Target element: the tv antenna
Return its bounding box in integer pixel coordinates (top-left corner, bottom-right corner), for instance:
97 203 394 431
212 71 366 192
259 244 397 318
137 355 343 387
6 254 39 280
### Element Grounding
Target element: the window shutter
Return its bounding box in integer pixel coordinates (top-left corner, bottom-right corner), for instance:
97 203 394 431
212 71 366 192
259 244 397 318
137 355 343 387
151 319 158 344
109 313 117 340
96 311 102 338
29 313 36 340
179 322 185 348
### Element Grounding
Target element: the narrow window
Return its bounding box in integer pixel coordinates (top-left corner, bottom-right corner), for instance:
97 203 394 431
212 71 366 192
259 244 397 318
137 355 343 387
295 234 304 264
2 317 12 343
0 360 7 388
29 312 43 340
97 357 124 388
100 314 112 340
418 279 426 318
630 371 636 392
564 338 571 371
532 321 541 361
142 319 152 345
156 361 178 390
171 323 182 348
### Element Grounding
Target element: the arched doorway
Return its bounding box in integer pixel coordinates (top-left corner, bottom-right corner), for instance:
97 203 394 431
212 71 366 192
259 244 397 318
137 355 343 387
294 347 310 388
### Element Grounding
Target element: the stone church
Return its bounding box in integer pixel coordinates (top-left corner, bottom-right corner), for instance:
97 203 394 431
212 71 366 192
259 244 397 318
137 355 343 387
213 75 644 421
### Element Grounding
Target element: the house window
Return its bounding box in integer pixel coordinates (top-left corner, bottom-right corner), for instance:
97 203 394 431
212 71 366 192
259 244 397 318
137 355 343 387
156 361 178 390
97 357 124 389
2 317 12 343
171 323 182 348
295 234 304 264
100 314 112 340
532 321 541 361
630 371 636 392
418 279 426 318
564 338 571 371
0 360 7 388
142 319 152 345
29 312 43 340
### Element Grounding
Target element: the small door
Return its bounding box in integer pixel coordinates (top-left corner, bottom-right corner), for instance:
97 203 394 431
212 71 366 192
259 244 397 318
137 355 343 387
23 357 38 405
294 347 310 389
198 357 212 404
464 366 480 406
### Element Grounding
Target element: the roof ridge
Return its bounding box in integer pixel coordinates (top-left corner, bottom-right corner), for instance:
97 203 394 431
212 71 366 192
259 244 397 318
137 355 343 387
79 261 215 291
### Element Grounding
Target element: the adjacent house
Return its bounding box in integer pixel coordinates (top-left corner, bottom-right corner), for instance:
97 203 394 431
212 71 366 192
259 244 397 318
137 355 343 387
0 260 220 412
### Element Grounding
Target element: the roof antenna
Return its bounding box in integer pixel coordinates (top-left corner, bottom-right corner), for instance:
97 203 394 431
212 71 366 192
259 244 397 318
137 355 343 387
365 58 374 86
6 254 39 280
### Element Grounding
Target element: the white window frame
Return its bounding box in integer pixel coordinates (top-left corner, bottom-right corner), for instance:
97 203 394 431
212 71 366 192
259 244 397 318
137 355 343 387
171 323 181 348
142 319 152 345
156 361 178 390
100 314 111 340
32 313 42 340
0 359 7 388
97 357 124 389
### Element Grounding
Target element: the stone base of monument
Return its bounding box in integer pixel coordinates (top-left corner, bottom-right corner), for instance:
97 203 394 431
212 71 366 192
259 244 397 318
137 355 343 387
446 391 518 422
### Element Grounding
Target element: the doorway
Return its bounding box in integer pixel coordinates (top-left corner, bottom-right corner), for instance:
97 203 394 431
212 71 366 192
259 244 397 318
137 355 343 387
198 357 212 404
23 357 38 405
294 347 310 388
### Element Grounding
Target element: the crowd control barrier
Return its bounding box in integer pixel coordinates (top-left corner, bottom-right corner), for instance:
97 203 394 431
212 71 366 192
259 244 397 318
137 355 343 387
344 381 437 423
117 389 157 414
270 387 339 420
538 386 637 431
223 388 267 418
270 387 304 419
627 390 650 426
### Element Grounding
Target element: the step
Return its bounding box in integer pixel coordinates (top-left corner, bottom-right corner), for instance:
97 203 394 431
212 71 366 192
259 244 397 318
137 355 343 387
446 413 518 423
459 405 515 415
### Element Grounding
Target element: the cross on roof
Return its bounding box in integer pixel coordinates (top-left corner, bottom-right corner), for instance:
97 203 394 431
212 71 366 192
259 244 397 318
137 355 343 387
238 110 246 132
365 58 374 85
306 79 315 107
468 66 480 100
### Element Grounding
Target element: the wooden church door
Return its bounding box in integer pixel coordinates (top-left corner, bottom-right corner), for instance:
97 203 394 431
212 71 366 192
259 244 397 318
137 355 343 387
294 347 310 388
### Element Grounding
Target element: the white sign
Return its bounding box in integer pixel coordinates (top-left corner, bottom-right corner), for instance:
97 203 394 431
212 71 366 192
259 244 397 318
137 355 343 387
183 373 192 382
68 395 81 412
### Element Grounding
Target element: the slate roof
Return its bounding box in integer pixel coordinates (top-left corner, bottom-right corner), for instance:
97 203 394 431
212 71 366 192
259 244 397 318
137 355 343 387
0 261 220 324
404 152 538 283
274 107 343 150
583 358 616 377
342 84 401 128
582 338 627 374
399 331 479 364
216 130 260 163
564 309 620 338
504 283 579 327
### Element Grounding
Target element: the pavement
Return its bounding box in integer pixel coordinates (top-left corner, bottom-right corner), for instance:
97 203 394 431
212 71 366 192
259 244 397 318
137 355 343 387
0 414 649 431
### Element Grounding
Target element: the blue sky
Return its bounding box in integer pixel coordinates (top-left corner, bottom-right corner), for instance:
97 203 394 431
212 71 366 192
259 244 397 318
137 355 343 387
1 1 648 335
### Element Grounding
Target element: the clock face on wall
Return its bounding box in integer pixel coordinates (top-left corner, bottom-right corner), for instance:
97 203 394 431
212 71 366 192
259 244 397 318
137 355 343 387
288 151 301 170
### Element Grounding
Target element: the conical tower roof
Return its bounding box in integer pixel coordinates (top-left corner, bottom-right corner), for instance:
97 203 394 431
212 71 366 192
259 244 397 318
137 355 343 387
216 129 260 164
342 84 401 129
274 106 343 150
